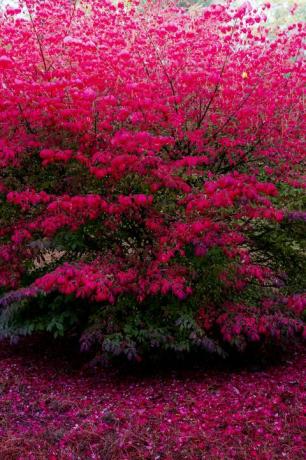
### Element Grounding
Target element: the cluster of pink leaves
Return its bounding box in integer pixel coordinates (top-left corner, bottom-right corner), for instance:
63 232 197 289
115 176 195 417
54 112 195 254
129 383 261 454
33 260 190 303
0 339 305 459
0 0 305 345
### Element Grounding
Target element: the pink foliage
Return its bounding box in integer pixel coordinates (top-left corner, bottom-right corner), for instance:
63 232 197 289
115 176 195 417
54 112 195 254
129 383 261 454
0 0 305 351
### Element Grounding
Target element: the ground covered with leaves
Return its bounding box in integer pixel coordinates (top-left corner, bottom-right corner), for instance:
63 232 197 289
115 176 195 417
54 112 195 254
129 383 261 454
0 340 305 460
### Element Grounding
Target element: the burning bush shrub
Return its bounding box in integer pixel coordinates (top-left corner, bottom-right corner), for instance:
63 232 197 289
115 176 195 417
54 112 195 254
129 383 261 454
0 0 305 361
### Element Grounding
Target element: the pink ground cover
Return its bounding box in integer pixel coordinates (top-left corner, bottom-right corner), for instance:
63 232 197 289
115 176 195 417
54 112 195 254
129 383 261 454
0 341 304 460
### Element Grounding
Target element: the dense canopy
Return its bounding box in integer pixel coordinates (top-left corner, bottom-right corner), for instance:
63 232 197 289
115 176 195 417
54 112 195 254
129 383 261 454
0 0 305 360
